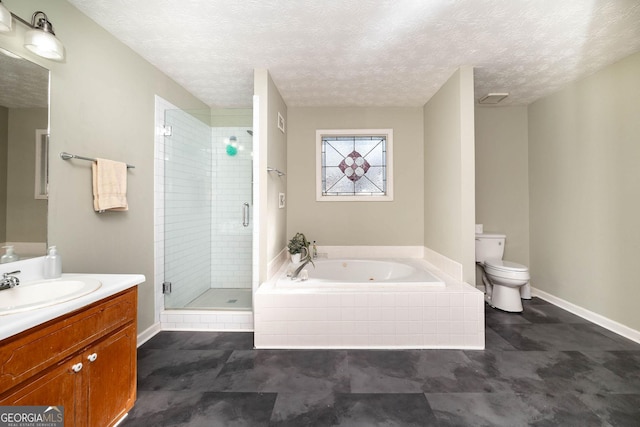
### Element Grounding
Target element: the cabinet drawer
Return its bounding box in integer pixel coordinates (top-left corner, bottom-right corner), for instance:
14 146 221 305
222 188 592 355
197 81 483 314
0 287 136 396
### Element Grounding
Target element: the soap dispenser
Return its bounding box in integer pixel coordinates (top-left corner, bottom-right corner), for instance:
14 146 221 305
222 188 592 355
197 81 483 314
0 246 19 263
44 246 62 279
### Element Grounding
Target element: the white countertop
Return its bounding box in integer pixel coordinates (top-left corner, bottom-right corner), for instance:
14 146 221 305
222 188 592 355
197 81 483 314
0 273 144 341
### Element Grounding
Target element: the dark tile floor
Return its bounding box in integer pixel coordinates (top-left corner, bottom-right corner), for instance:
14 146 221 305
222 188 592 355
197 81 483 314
121 298 640 426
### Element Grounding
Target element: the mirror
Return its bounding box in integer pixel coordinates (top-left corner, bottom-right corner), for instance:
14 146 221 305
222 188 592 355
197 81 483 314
0 48 49 263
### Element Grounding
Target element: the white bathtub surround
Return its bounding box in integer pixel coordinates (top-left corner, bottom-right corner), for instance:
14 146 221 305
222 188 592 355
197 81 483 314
255 258 484 349
310 245 463 282
267 247 288 281
277 258 444 288
423 246 463 282
320 245 425 259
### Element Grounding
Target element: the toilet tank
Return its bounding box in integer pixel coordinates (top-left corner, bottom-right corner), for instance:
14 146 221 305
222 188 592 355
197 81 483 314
475 233 506 263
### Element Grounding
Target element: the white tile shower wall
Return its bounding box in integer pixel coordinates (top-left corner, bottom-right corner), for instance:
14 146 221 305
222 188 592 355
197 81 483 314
162 108 213 308
210 127 253 289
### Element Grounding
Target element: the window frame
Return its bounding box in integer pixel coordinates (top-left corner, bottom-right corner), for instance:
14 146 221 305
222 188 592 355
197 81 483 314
315 128 394 202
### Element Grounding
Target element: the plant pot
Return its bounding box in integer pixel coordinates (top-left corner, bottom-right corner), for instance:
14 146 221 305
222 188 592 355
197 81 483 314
291 253 301 264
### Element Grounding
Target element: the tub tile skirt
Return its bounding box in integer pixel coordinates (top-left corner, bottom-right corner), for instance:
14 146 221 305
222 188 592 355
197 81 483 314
254 289 484 349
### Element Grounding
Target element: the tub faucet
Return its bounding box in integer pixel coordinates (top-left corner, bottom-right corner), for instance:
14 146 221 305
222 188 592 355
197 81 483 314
0 270 21 291
291 258 312 279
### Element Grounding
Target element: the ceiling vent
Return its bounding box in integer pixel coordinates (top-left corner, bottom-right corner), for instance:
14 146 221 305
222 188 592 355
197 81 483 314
478 93 509 105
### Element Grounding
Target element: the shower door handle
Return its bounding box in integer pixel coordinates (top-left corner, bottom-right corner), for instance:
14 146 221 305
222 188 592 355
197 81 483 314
242 202 250 227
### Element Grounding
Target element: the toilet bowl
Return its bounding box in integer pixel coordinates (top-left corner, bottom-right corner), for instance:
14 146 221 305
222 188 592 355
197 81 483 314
475 232 531 313
482 259 530 312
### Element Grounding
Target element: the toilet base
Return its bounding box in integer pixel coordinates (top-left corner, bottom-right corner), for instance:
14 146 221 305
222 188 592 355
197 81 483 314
520 281 531 300
490 285 523 312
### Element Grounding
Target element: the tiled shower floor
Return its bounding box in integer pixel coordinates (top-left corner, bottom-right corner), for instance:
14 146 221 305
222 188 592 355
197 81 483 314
185 288 252 311
121 298 640 426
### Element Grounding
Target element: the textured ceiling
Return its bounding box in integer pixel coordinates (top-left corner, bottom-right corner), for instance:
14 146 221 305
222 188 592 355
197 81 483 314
66 0 640 108
0 52 49 109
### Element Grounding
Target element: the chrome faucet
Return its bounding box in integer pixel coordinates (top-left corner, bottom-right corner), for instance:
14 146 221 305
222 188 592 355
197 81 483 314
291 258 311 279
291 254 317 280
0 270 21 291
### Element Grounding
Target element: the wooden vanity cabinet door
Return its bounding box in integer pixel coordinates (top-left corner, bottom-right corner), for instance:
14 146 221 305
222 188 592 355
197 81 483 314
82 323 137 427
2 359 80 427
0 286 137 427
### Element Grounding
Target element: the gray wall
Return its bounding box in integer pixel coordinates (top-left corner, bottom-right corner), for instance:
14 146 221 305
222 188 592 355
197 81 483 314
472 54 640 335
423 67 476 284
475 106 530 265
286 107 424 246
0 0 208 333
285 72 475 284
254 69 288 281
528 52 640 331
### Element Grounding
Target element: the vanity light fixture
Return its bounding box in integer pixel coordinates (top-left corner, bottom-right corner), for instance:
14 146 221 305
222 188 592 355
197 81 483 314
0 4 65 61
23 12 64 61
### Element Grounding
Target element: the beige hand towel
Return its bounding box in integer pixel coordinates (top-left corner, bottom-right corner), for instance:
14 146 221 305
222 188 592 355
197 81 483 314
92 158 128 212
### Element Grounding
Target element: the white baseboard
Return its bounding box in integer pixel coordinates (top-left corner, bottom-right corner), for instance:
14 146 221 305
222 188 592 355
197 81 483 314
532 287 640 344
137 322 162 347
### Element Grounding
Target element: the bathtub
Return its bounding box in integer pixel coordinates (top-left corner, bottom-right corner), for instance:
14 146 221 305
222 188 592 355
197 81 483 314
255 257 485 350
277 258 444 289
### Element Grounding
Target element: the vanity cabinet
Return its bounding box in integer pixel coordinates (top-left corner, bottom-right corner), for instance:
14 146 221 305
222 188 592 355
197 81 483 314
0 287 137 427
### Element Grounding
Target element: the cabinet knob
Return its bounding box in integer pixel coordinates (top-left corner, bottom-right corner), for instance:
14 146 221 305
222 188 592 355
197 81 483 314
71 362 83 373
87 353 98 362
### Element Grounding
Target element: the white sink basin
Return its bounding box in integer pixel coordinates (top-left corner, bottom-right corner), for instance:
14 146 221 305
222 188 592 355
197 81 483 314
0 278 102 315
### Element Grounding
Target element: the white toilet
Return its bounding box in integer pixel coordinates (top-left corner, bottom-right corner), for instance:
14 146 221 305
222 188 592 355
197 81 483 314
475 232 530 312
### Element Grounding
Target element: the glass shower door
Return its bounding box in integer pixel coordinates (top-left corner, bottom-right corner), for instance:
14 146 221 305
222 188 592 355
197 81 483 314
163 108 253 311
163 108 212 309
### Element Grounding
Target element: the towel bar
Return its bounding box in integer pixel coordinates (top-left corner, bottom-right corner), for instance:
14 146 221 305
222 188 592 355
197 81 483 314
60 152 135 169
267 167 285 176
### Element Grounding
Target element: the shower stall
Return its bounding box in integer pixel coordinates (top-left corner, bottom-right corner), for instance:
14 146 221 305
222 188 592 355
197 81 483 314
161 107 253 313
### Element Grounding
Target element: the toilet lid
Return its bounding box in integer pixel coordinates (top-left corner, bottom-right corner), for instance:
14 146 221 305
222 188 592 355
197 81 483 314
484 259 528 272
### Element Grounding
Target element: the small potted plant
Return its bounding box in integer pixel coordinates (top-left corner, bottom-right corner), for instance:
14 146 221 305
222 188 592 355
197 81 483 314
288 232 310 264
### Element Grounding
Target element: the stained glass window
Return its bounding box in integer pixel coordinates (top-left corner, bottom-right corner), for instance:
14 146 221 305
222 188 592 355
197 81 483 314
316 129 393 201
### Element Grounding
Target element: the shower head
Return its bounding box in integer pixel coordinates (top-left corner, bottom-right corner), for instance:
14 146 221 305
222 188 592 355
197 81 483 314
247 130 253 136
